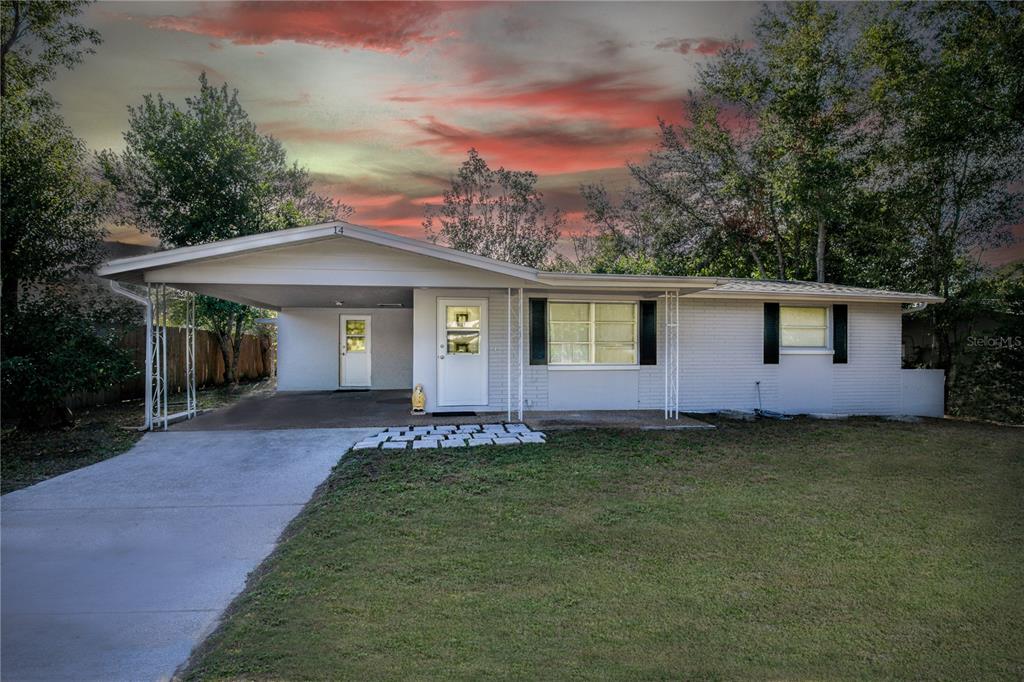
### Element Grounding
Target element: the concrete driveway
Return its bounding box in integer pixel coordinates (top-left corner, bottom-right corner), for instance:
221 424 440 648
1 427 375 681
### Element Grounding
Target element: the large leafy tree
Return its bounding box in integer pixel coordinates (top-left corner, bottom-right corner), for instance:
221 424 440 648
102 73 351 383
1 0 104 316
424 148 563 268
702 1 862 283
1 0 99 98
1 0 137 425
859 2 1024 380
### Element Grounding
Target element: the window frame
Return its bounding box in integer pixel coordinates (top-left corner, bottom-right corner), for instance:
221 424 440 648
779 304 833 353
547 300 639 366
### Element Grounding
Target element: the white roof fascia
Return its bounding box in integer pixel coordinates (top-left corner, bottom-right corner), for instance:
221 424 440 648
687 289 945 304
97 221 541 284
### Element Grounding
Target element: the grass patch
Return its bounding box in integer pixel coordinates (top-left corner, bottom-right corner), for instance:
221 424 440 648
186 418 1024 680
1 379 274 494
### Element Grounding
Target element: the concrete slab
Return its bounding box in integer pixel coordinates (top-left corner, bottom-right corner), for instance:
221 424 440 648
1 427 374 682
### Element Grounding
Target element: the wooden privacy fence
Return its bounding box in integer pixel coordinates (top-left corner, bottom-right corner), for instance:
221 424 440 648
66 326 274 409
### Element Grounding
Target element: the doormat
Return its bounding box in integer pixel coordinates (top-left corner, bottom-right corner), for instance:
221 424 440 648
431 411 477 417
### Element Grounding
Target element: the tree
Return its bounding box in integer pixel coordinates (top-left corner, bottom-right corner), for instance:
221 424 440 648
859 2 1024 382
702 1 863 282
424 148 563 268
1 0 99 98
1 91 109 317
103 73 352 383
1 0 104 316
1 1 138 425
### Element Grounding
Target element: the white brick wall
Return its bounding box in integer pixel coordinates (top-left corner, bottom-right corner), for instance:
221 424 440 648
833 303 903 414
678 299 780 412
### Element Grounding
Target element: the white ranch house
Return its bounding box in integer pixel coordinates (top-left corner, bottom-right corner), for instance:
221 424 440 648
98 221 945 428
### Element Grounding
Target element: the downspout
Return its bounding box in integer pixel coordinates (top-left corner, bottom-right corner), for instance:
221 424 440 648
109 281 152 430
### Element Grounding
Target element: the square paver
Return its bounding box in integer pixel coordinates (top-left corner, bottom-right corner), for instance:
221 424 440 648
412 440 436 450
391 435 416 442
468 438 493 447
352 441 379 450
381 441 408 450
440 439 466 448
506 423 530 433
493 437 520 445
419 434 445 441
518 435 545 444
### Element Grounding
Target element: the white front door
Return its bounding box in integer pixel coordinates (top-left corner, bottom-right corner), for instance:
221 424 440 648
437 299 488 406
339 315 371 387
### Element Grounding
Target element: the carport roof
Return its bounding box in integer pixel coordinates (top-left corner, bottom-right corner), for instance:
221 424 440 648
96 221 943 305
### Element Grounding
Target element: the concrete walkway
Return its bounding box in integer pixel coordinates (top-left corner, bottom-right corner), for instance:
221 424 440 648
1 427 375 681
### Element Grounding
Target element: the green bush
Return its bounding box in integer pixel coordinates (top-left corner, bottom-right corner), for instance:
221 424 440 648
1 291 138 427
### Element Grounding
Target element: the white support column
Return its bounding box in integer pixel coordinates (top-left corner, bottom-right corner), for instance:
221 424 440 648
663 291 669 419
185 291 197 418
161 284 169 430
517 287 524 422
507 287 512 422
674 289 680 419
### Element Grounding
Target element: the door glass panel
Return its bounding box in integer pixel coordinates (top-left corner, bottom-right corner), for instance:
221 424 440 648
446 306 481 329
447 330 480 354
346 336 366 352
345 319 366 335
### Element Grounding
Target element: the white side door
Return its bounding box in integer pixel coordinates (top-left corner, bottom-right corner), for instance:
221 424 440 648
339 315 371 387
437 299 488 406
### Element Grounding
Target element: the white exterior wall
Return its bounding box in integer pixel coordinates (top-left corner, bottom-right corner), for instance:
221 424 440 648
277 308 412 391
413 288 518 413
278 293 932 417
832 303 903 414
678 299 780 412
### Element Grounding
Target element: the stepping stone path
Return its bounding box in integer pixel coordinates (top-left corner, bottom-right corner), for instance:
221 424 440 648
350 424 546 451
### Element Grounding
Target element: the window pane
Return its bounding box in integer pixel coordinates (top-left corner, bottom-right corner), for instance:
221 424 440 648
595 322 634 343
446 306 480 329
549 343 591 364
345 319 366 335
550 322 590 342
781 306 826 327
549 302 590 322
596 344 636 364
346 336 366 352
447 331 480 354
596 303 635 322
782 328 827 347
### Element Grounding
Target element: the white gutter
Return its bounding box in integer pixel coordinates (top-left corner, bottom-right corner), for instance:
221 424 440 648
109 281 152 430
902 302 929 314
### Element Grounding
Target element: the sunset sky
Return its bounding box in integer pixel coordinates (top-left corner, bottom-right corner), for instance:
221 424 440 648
46 1 1021 265
48 1 759 246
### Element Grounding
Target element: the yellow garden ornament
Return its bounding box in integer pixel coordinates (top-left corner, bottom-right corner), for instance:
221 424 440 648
411 384 426 415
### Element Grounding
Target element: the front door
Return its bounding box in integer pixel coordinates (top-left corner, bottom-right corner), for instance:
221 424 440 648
339 315 371 387
437 299 488 406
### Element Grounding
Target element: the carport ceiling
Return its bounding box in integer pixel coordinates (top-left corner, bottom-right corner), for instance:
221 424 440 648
178 284 414 310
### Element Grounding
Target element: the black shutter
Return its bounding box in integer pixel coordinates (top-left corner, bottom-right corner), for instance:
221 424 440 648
833 304 848 364
529 298 547 365
639 300 658 365
764 302 780 364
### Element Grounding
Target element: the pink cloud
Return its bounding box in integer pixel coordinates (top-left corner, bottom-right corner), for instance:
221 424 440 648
147 1 474 55
655 36 743 56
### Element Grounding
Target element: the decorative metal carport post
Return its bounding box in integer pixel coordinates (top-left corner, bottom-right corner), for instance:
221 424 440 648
143 284 198 430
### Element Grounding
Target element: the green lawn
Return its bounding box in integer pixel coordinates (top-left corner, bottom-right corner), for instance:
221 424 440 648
1 379 274 494
185 418 1023 680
